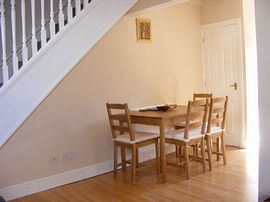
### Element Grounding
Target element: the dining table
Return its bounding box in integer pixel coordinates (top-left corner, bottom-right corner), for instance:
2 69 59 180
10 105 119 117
129 105 188 183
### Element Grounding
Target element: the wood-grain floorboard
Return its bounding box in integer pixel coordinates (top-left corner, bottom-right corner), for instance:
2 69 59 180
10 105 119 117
12 147 257 202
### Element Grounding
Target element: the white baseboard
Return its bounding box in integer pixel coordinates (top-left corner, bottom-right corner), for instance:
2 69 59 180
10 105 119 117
0 160 113 201
0 145 175 201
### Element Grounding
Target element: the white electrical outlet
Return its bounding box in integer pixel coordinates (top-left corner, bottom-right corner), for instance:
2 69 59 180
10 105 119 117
62 152 75 161
50 154 58 164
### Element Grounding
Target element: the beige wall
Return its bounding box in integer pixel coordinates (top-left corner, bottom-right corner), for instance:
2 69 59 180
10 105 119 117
0 3 203 187
201 0 243 24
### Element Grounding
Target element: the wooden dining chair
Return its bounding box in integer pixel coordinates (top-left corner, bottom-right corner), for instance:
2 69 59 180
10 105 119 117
165 99 208 179
205 96 228 170
191 93 213 156
174 92 212 157
106 103 160 182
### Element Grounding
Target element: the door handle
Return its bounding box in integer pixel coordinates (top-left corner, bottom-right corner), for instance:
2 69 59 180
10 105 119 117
229 82 238 90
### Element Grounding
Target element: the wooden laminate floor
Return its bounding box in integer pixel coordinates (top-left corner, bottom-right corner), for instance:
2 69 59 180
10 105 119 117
12 147 258 202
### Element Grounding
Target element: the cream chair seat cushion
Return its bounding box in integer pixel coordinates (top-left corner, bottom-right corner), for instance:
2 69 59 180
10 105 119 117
205 127 225 136
114 131 159 144
165 129 203 142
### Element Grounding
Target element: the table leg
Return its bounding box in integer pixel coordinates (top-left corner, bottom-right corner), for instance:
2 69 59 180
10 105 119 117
159 121 167 183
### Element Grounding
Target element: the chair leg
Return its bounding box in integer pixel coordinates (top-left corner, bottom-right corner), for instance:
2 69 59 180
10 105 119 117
155 139 160 174
184 143 190 179
136 148 139 168
179 145 183 163
216 137 220 161
131 144 137 182
221 134 227 165
114 142 118 177
196 144 199 157
201 138 206 173
206 137 212 171
192 145 196 156
121 146 126 172
175 144 179 157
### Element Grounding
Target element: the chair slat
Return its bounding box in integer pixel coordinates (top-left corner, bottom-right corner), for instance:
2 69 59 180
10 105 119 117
193 93 212 101
211 117 223 125
110 114 128 121
190 111 204 118
189 121 203 130
192 99 208 106
107 103 126 109
112 125 130 133
213 107 224 114
213 97 226 103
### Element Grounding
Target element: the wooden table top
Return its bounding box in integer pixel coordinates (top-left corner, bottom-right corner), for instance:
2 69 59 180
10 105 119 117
130 105 187 119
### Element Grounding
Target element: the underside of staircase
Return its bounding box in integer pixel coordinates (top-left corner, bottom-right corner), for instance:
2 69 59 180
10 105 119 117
0 0 137 148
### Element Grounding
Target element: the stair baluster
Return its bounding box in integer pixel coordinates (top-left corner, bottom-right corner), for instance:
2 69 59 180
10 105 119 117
11 0 19 73
40 0 46 48
21 0 28 65
76 0 81 16
59 0 65 30
31 0 38 56
0 0 9 84
84 0 88 9
50 0 55 39
67 0 72 23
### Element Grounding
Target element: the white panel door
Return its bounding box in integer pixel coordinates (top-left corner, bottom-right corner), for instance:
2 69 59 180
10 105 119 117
202 20 245 147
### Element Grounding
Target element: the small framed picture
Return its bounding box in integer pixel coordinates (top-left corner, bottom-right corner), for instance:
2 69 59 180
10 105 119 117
136 18 151 43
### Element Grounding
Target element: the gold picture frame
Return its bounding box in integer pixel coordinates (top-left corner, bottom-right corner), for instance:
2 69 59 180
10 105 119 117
136 18 151 43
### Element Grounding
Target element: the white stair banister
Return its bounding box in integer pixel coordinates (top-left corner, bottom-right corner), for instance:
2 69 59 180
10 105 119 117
59 0 64 30
76 0 81 16
84 0 88 9
31 0 38 56
67 0 72 23
21 0 28 65
40 0 46 48
0 0 9 84
11 0 19 73
49 0 55 39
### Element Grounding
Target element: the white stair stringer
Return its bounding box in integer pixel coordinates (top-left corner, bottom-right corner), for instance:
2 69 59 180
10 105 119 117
0 0 137 148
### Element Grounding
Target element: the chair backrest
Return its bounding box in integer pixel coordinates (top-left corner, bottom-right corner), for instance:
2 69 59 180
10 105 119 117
207 96 228 133
183 99 209 139
193 93 213 101
106 103 135 141
193 93 212 122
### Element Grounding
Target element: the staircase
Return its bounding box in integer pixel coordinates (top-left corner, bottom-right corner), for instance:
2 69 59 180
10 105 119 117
0 0 137 148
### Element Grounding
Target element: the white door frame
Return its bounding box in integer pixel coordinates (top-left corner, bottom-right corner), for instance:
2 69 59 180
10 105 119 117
201 18 246 148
